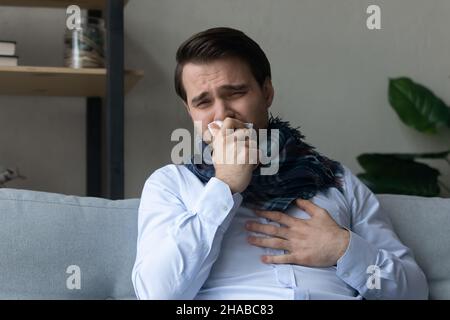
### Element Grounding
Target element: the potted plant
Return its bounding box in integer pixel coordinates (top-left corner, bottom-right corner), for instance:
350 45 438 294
357 77 450 197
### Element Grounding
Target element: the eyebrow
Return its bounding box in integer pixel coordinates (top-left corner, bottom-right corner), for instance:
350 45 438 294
220 84 249 92
190 84 249 105
191 92 210 106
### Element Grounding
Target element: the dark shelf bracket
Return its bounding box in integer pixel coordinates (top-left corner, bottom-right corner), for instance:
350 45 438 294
86 96 102 197
86 9 104 198
106 0 125 199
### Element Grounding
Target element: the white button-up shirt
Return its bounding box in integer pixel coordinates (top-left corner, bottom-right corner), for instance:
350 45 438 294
132 164 428 299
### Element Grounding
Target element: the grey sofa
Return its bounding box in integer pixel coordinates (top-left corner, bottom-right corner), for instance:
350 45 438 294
0 188 449 299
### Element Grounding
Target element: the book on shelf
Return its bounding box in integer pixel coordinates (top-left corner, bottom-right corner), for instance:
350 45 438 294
0 55 18 66
0 40 16 56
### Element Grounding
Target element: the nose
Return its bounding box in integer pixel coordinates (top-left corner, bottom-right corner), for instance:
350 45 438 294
213 99 235 121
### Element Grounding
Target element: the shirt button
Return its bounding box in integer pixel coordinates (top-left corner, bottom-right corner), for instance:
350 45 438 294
222 205 229 211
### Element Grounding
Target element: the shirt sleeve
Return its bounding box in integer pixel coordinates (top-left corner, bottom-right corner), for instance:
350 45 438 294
335 166 429 299
131 167 243 299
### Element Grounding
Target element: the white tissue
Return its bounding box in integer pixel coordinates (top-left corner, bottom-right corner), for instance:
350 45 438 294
207 120 253 134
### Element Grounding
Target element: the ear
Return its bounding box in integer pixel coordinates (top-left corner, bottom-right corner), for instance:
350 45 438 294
183 101 191 116
262 78 274 109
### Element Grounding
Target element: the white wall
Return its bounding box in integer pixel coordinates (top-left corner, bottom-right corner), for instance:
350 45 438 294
1 0 449 198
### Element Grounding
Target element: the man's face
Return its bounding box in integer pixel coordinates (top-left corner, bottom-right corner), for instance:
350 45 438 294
181 56 274 142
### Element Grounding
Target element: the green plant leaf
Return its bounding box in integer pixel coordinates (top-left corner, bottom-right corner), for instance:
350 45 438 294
357 173 440 196
359 150 450 162
357 153 441 176
388 77 450 133
356 153 441 196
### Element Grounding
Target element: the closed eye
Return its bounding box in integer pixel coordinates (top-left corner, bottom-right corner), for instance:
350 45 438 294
196 100 211 108
231 91 246 97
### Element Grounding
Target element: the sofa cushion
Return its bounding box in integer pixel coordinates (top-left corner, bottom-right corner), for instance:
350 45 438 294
0 188 139 299
378 194 450 300
0 188 449 299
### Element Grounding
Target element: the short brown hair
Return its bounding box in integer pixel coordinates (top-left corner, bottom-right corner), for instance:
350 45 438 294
174 27 272 103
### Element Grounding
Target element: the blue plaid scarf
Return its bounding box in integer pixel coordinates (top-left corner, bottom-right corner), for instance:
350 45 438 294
184 115 345 212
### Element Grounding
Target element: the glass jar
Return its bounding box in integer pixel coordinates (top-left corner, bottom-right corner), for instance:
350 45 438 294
64 16 105 68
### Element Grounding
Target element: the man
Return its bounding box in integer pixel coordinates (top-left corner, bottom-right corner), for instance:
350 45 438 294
132 27 428 299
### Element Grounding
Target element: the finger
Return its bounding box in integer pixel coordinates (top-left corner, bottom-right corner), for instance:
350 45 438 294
251 148 262 167
245 221 291 239
295 199 323 218
254 209 296 226
222 117 247 131
247 147 260 166
209 123 220 137
203 128 214 144
261 254 294 264
234 141 259 166
247 236 290 251
234 128 257 141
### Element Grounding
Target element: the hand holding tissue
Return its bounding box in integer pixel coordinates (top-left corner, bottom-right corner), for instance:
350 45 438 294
206 118 257 194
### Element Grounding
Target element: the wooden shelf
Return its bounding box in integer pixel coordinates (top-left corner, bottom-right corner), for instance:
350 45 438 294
0 66 143 96
1 0 135 198
0 0 128 10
